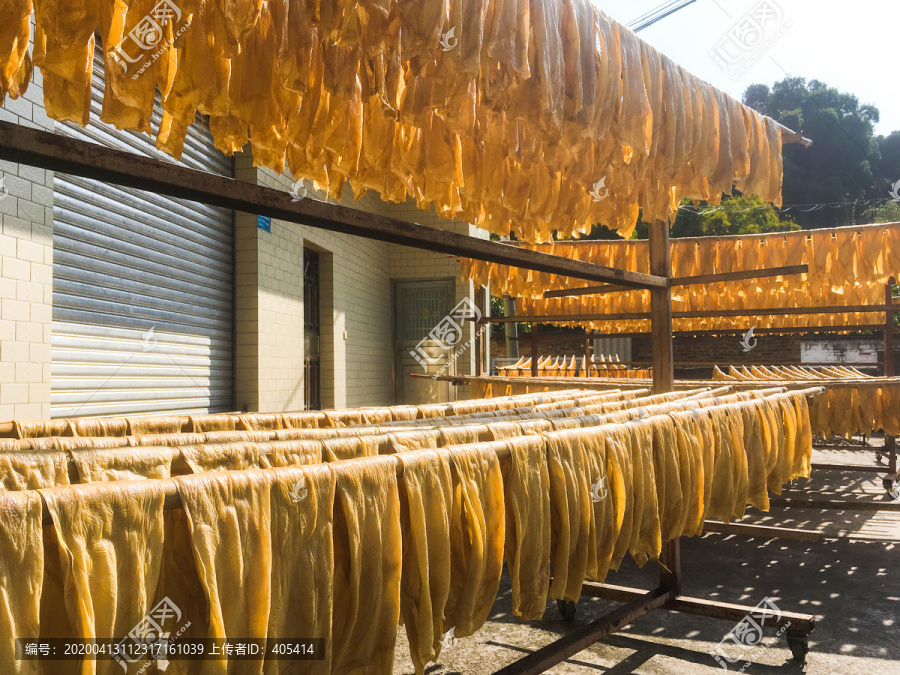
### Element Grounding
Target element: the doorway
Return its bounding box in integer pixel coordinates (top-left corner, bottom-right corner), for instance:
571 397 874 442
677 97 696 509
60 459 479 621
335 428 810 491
394 279 456 404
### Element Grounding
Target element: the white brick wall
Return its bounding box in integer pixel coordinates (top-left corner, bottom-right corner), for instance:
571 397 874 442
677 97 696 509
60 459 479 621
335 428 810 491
234 161 396 411
1 60 488 417
233 166 485 410
388 203 488 400
0 59 54 421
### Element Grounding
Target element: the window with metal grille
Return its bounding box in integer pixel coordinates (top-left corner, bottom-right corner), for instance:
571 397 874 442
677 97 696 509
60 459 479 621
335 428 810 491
304 249 321 410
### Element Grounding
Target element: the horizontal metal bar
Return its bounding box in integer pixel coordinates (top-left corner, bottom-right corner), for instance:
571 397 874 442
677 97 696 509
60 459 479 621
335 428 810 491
769 497 900 511
0 121 667 290
543 265 809 299
810 463 886 473
578 583 815 633
701 520 823 542
492 587 675 675
38 444 517 526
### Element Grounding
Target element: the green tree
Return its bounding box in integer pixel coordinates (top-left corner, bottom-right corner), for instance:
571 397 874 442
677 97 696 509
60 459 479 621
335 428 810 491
625 195 799 239
863 201 900 224
743 77 890 228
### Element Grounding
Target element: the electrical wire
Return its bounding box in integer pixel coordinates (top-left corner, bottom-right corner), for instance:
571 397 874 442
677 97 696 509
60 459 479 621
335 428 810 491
627 0 698 32
678 196 897 215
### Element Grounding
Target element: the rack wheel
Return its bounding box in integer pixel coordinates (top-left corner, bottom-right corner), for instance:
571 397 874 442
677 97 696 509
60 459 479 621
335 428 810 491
786 631 809 661
556 600 576 622
884 476 900 500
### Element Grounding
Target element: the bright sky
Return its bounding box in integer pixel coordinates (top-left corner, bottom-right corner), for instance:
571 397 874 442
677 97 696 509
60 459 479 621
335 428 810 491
596 0 899 137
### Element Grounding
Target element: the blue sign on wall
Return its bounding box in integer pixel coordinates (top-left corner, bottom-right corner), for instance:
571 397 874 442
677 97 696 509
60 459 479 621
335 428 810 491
258 216 271 232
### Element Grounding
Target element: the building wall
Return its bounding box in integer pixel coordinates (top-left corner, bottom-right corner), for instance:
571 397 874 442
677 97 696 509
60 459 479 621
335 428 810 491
0 63 55 421
233 180 485 410
1 79 484 418
234 160 396 412
632 334 802 378
388 203 487 401
800 337 879 365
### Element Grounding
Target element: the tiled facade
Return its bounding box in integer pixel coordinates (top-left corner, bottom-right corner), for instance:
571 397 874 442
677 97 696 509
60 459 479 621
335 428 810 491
0 73 485 416
0 64 55 421
233 160 485 412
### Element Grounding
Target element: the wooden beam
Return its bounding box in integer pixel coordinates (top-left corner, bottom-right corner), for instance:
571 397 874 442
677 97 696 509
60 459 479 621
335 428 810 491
0 121 667 290
594 325 887 339
676 304 888 319
543 283 635 299
484 312 650 324
492 588 676 675
779 124 814 147
619 361 881 368
486 305 890 324
672 265 809 287
885 278 895 377
648 220 674 394
649 219 678 595
701 520 823 542
543 265 809 299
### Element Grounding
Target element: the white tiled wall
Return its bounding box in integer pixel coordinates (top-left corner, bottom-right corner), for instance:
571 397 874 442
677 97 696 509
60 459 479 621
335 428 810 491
1 69 486 417
234 161 397 411
233 163 485 411
0 63 54 421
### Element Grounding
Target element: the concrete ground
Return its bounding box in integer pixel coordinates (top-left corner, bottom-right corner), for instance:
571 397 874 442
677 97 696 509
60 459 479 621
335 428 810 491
392 441 900 674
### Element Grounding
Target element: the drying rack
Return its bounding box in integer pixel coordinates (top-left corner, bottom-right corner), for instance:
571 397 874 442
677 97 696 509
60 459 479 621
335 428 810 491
474 261 900 488
0 120 822 671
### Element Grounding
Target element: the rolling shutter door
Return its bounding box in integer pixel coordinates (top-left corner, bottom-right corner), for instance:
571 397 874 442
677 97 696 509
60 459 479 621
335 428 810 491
51 53 234 418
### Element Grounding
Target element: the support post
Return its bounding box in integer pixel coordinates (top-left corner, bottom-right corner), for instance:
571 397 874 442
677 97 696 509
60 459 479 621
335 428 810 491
492 588 675 675
474 287 485 377
504 295 519 359
531 326 539 377
476 320 484 376
885 278 895 377
649 219 680 594
887 279 897 475
649 221 674 394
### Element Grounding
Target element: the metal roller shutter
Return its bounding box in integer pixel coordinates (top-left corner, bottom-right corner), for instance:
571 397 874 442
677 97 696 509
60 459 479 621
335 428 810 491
51 52 234 418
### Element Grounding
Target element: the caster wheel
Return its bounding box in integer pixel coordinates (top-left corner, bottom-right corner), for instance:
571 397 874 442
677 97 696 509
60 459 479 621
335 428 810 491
884 476 900 500
556 600 576 622
786 631 809 661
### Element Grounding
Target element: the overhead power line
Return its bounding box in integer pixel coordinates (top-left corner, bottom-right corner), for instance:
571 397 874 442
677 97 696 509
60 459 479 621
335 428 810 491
627 0 698 33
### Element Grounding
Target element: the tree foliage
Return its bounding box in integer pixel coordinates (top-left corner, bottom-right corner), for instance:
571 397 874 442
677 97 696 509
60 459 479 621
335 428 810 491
744 77 896 228
864 201 900 224
574 78 899 241
587 195 799 240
